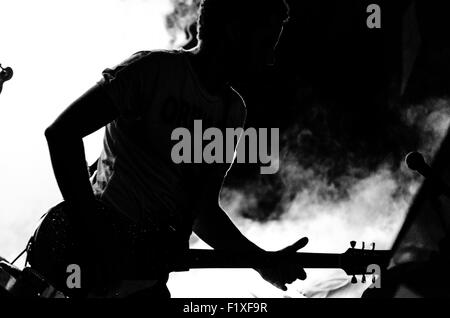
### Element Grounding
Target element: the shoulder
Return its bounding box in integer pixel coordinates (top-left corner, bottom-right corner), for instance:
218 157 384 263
135 49 188 70
102 50 184 76
135 49 185 63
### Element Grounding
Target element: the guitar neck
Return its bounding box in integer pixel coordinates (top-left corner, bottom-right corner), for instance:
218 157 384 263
176 249 342 270
169 249 391 275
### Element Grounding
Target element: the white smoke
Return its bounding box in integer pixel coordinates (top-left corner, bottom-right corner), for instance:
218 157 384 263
169 98 450 298
403 98 450 158
165 0 201 47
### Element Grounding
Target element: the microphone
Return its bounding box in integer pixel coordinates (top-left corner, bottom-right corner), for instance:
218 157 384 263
0 64 13 95
405 151 433 178
406 151 450 198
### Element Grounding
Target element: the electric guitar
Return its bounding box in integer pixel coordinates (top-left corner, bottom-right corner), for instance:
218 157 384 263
0 201 391 298
1 243 390 298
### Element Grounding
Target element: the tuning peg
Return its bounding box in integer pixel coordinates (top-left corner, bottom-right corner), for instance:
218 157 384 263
371 243 376 250
361 242 365 250
362 275 366 283
351 275 357 284
350 241 356 249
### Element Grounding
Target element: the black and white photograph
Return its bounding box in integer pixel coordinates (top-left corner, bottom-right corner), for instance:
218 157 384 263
1 0 450 307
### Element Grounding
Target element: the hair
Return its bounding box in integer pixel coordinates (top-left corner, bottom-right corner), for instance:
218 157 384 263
197 0 289 48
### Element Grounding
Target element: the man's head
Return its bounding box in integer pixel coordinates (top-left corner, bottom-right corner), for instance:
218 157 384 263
197 0 289 78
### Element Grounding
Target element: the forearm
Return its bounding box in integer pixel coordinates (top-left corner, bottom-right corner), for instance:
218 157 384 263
44 85 117 209
45 131 95 208
193 204 263 253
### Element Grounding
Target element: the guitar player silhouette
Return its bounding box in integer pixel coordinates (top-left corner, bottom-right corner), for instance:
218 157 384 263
27 0 309 298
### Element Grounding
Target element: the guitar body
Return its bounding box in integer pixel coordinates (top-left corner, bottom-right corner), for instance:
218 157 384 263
27 201 186 298
27 202 84 296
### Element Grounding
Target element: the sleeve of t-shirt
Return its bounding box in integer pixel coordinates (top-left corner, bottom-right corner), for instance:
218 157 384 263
96 51 160 120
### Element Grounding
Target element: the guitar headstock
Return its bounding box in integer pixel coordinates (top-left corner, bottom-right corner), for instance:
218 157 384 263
341 241 391 284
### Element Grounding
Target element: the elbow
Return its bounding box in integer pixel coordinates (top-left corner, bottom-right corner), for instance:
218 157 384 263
45 123 81 148
44 125 58 143
44 126 52 139
45 124 67 144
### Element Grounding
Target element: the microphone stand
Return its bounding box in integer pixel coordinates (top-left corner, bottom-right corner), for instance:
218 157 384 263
406 151 450 255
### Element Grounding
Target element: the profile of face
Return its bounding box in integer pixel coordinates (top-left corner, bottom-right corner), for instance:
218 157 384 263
227 9 288 80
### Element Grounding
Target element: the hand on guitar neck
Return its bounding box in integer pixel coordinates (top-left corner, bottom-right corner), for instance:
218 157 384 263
255 237 309 291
